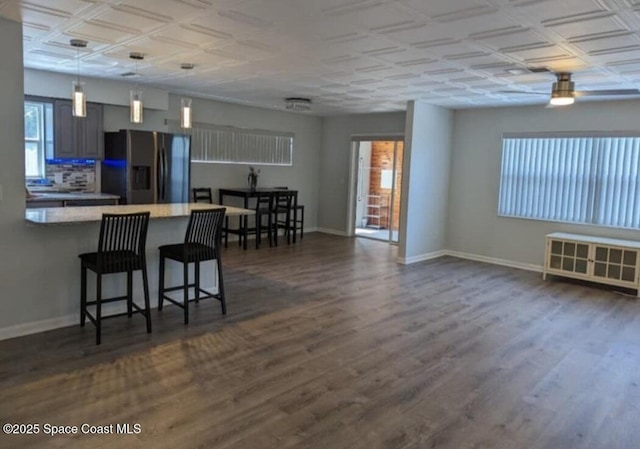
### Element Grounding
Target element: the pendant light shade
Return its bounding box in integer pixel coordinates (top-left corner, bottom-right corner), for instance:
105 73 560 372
180 97 192 129
130 89 143 124
70 39 88 118
180 63 194 129
72 81 86 117
129 52 145 124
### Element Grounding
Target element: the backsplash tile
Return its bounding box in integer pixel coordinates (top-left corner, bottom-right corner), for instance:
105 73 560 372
44 160 96 192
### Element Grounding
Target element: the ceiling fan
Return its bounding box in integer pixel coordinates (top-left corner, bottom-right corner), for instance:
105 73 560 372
501 72 640 106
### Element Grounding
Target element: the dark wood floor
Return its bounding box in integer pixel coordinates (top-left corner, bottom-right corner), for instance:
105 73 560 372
1 233 639 449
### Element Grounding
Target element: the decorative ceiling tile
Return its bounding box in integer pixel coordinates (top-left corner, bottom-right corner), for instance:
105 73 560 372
570 33 640 55
510 0 608 23
5 0 640 113
545 13 626 40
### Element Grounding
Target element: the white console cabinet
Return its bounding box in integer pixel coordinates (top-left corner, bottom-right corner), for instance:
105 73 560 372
544 232 640 296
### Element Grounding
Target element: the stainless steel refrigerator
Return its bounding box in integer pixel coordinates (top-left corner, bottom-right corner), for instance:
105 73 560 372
102 130 191 204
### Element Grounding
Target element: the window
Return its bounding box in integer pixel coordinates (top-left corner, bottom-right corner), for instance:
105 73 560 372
498 133 640 229
169 121 294 166
24 100 53 178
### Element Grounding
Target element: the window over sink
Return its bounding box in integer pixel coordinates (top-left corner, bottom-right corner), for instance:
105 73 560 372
24 99 54 179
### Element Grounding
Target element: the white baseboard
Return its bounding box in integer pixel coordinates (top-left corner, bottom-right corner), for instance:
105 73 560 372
397 250 447 265
0 314 77 341
317 227 349 237
446 250 543 273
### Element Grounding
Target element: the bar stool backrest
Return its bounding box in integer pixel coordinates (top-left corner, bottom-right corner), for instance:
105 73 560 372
184 208 227 258
275 190 295 211
97 212 150 272
192 187 213 203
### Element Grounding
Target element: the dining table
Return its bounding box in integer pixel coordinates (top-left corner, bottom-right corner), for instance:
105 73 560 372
218 187 299 249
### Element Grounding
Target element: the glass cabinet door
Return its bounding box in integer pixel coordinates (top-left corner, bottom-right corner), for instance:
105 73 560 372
593 246 638 284
549 239 589 275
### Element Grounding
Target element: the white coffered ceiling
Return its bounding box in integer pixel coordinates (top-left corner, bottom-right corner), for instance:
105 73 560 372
2 0 640 115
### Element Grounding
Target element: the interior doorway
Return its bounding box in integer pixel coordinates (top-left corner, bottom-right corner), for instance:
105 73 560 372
353 139 404 244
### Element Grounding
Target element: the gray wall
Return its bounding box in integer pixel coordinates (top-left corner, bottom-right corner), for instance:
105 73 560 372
398 101 453 262
319 112 406 233
448 100 640 267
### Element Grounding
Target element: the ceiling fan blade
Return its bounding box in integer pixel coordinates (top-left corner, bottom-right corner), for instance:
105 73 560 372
496 90 547 95
574 89 640 97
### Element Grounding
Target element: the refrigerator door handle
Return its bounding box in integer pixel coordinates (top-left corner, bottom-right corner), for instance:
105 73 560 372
162 147 168 200
157 147 162 199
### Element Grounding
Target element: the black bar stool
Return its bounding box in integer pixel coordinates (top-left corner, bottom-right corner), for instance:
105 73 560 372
274 187 304 241
246 192 275 249
158 208 227 324
274 190 296 245
192 187 213 203
79 212 152 345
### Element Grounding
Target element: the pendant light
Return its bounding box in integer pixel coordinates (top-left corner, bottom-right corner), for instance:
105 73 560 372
70 39 88 118
129 52 145 124
180 63 194 129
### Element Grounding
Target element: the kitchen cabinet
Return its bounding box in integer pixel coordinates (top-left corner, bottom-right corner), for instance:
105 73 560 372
50 100 104 159
544 232 640 296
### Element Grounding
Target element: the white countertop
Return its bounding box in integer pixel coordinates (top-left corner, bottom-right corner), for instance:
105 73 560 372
26 203 254 225
26 192 120 202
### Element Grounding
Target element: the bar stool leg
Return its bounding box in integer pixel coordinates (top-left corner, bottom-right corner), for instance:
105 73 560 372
216 251 227 315
142 265 152 334
195 262 200 303
158 254 165 311
183 261 189 324
300 207 304 240
127 271 133 318
96 274 102 345
80 265 87 327
224 217 229 248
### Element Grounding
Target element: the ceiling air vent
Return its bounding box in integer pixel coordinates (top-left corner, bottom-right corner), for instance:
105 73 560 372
120 72 137 77
285 97 312 111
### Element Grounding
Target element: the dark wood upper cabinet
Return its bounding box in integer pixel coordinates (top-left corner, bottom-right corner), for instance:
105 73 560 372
51 99 104 160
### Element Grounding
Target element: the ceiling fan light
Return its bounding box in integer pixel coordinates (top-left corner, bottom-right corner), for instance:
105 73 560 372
549 95 575 106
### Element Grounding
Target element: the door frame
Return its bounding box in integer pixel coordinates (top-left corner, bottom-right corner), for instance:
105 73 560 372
347 134 404 240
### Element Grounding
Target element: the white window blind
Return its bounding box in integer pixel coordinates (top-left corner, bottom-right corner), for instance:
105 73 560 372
169 121 294 166
498 133 640 229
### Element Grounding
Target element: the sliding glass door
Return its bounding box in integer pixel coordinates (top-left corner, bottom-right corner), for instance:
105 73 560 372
353 139 404 244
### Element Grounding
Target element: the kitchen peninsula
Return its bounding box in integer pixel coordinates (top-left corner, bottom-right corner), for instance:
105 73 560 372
9 203 255 340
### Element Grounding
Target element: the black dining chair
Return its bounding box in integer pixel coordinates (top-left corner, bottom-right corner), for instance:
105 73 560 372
79 211 152 345
192 187 213 203
158 208 227 324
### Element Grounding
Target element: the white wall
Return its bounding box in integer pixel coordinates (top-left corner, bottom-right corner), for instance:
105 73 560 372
319 112 406 233
398 101 453 262
448 100 640 267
